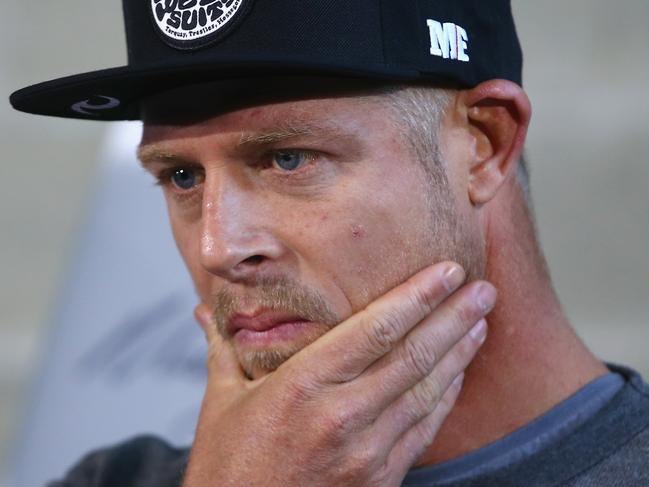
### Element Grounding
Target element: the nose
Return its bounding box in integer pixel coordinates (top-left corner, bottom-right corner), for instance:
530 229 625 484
199 177 286 282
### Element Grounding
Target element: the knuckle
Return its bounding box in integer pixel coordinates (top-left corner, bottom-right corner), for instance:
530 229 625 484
279 371 316 406
322 413 348 441
400 413 439 456
439 378 463 408
411 375 444 412
448 298 478 329
345 444 378 477
413 419 437 450
319 400 359 441
405 278 436 316
363 310 404 354
401 336 438 378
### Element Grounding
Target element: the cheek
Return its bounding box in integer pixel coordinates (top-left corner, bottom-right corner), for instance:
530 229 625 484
313 171 442 310
306 201 429 312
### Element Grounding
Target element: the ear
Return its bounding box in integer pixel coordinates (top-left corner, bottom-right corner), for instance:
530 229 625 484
460 80 531 205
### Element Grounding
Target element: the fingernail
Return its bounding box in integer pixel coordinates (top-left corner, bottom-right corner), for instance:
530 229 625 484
443 265 465 292
469 318 488 343
476 284 497 313
452 372 465 389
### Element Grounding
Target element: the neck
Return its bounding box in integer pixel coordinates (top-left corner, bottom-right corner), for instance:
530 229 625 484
417 183 607 466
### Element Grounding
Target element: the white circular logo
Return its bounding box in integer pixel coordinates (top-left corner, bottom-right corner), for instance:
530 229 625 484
151 0 248 49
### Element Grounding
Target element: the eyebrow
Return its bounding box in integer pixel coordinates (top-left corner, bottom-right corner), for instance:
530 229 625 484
237 125 314 146
137 146 193 168
237 121 351 148
137 120 353 167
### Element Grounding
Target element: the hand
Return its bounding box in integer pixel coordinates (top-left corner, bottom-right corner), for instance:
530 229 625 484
183 262 495 487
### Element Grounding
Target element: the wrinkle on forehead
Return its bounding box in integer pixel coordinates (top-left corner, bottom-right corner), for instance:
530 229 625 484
140 96 381 160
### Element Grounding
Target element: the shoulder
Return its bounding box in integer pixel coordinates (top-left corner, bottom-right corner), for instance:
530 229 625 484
565 426 649 487
47 435 190 487
563 365 649 486
483 365 649 487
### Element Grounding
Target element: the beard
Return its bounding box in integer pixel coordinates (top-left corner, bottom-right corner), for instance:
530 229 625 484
210 276 341 378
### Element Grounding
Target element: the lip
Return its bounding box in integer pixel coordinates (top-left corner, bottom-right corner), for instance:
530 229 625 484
227 310 308 336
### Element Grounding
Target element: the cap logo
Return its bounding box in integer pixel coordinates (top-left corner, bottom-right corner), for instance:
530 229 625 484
71 96 121 116
426 19 470 62
151 0 249 50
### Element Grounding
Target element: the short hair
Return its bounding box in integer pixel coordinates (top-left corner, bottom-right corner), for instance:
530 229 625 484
380 84 532 203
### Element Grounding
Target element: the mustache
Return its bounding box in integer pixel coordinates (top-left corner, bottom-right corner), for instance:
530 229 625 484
210 276 341 337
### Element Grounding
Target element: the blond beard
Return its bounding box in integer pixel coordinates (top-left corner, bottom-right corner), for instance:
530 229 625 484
210 276 340 378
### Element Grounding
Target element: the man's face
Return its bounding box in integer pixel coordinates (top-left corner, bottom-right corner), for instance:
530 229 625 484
140 85 483 379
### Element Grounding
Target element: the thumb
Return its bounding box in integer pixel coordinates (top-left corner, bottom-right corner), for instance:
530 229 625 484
194 303 246 384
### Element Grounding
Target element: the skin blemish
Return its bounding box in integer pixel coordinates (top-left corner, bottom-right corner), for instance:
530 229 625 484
351 224 365 240
320 214 329 222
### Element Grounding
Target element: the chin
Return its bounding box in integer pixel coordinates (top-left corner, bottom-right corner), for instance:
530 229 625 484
234 323 334 379
238 344 305 380
242 352 288 379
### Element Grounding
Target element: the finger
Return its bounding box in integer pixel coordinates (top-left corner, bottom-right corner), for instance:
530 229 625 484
194 303 217 342
353 281 495 415
383 371 465 483
195 304 246 384
370 319 486 455
295 262 466 383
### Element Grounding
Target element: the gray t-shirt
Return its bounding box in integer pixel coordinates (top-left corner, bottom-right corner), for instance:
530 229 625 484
50 364 649 486
404 364 649 486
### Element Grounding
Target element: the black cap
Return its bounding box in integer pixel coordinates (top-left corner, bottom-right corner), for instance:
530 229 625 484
10 0 523 121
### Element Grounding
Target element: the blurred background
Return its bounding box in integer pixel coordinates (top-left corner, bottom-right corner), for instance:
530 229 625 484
1 1 648 485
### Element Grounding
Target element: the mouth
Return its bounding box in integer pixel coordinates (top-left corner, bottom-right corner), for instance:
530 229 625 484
228 310 316 347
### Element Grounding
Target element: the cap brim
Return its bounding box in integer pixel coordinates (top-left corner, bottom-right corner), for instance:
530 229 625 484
10 55 427 121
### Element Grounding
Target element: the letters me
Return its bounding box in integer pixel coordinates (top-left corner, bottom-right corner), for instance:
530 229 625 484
426 19 470 62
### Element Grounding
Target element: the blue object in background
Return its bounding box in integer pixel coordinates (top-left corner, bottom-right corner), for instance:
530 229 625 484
8 123 206 487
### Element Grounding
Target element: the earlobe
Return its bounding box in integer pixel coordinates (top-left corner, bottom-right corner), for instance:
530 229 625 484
462 80 531 205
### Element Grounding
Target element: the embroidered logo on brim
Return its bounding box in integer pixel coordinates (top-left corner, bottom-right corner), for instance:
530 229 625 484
71 95 121 116
151 0 251 50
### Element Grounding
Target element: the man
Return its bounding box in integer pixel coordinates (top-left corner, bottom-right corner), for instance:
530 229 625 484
10 0 649 486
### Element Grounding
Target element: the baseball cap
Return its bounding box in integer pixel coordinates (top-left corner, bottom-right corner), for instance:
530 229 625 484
9 0 522 121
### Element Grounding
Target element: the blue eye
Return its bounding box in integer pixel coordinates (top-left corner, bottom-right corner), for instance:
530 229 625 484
273 151 311 171
171 168 198 190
